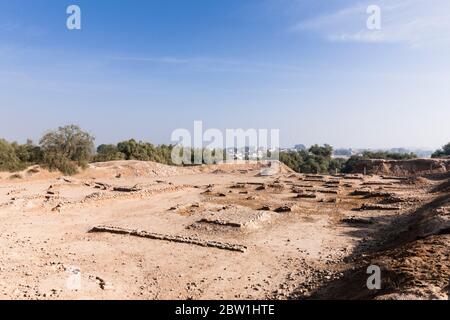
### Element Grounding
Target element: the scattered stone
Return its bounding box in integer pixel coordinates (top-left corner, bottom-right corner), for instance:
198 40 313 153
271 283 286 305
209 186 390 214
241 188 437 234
89 225 248 253
362 182 394 186
94 182 111 190
295 193 316 199
113 185 142 192
342 217 375 225
274 205 292 213
359 204 401 211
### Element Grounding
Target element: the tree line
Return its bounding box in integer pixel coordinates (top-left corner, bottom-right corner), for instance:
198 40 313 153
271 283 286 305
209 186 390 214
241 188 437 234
431 143 450 159
0 125 174 175
279 144 346 174
1 125 449 175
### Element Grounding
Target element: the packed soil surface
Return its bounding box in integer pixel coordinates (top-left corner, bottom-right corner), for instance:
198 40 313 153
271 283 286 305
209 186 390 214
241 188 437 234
0 161 448 300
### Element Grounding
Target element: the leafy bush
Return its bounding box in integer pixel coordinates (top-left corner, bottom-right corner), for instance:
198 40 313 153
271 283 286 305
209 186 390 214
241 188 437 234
280 144 344 174
341 156 363 174
0 139 27 172
359 151 417 160
116 139 174 164
431 142 450 158
93 144 125 162
40 125 95 175
12 140 43 164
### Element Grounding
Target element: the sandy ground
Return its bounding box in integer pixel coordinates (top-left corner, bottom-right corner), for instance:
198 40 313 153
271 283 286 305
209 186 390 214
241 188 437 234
0 161 448 300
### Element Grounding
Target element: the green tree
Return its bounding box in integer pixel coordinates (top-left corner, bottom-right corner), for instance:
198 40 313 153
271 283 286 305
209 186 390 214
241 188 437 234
12 139 42 164
280 145 341 174
432 142 450 158
40 125 95 175
116 139 174 164
0 139 27 172
360 151 417 160
94 144 125 162
309 144 333 158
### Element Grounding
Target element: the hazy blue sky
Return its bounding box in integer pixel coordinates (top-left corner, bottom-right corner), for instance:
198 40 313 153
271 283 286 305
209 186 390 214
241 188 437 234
0 0 449 149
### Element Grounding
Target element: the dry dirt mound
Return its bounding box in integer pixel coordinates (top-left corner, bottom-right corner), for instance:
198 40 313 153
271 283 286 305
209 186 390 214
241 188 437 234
0 162 188 182
78 160 190 179
308 190 450 300
82 160 283 179
309 235 449 300
196 160 293 176
0 165 60 182
350 159 450 177
1 160 282 181
402 176 432 186
431 178 450 193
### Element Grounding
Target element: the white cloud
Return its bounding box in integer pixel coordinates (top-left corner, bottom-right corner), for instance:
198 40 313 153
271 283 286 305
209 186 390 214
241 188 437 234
293 0 450 47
